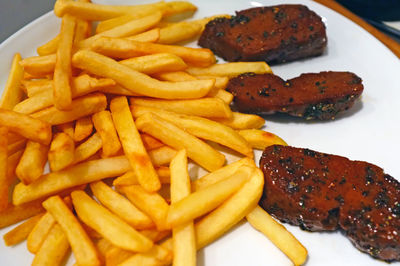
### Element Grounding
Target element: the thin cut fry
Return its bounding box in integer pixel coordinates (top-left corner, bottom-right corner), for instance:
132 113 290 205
237 129 288 150
74 116 93 142
92 110 121 158
73 132 102 164
3 214 43 246
48 132 75 172
0 127 8 211
187 62 272 77
0 53 24 109
16 141 48 185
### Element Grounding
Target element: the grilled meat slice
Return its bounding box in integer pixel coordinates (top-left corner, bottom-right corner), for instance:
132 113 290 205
198 5 327 64
226 71 363 120
260 145 400 261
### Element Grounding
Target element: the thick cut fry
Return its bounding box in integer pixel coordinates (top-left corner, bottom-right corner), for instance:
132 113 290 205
141 133 163 150
120 53 187 74
148 146 177 166
131 106 253 158
27 212 57 254
72 50 213 99
31 93 107 125
246 206 308 266
170 150 196 266
135 112 225 171
74 1 91 45
16 141 48 185
118 244 172 266
13 156 130 205
57 122 74 138
195 168 264 249
0 199 45 229
90 181 154 229
42 195 100 266
126 28 160 43
0 109 52 145
48 132 75 171
110 96 160 192
167 166 252 228
237 129 288 150
213 111 265 129
130 97 232 118
31 224 70 266
73 132 102 164
79 12 162 49
71 190 153 252
187 62 272 77
121 185 169 231
113 167 170 187
0 127 8 211
91 36 215 67
37 35 60 56
92 110 121 158
74 116 93 142
0 53 24 109
20 54 56 76
158 21 201 44
54 14 76 110
22 79 52 97
3 213 43 246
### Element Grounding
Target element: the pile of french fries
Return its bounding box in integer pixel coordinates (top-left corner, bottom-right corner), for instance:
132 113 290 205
0 0 308 265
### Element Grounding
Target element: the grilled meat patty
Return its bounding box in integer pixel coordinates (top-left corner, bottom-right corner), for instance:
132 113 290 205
226 71 363 120
198 5 327 64
260 145 400 261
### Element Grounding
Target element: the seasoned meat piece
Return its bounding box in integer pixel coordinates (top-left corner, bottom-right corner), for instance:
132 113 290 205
226 71 363 120
260 145 400 261
198 5 327 64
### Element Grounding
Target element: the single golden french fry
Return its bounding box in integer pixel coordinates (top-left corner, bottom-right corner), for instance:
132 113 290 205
0 127 8 211
153 70 196 82
20 54 56 77
110 96 161 192
96 14 144 33
22 79 52 97
71 190 153 252
91 36 215 67
73 132 102 164
131 97 232 118
31 224 70 266
92 110 121 158
43 195 100 266
135 112 225 171
121 185 169 231
54 14 76 110
131 106 253 158
197 75 229 90
113 167 170 187
237 129 288 150
72 50 214 99
126 28 160 43
141 133 164 151
246 206 308 266
90 181 154 229
37 35 60 56
3 213 43 246
158 21 202 44
74 116 93 142
148 146 177 166
31 93 107 125
120 53 187 74
0 53 24 109
27 212 56 254
167 166 252 228
213 111 265 129
187 62 272 77
195 168 264 249
0 199 45 229
118 244 172 266
212 89 233 104
13 156 130 205
48 132 75 172
0 109 52 145
16 141 48 185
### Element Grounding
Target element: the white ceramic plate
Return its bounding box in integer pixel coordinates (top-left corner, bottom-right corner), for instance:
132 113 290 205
1 0 400 265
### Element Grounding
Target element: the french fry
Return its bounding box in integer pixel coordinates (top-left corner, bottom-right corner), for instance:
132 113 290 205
37 35 60 56
139 229 171 243
91 36 216 67
31 93 107 125
131 105 253 158
126 28 160 42
90 181 154 229
0 109 52 145
71 190 153 252
135 112 225 171
95 238 114 262
187 62 272 77
110 96 161 192
148 146 177 166
0 150 23 211
54 14 76 110
0 127 8 211
0 199 45 229
3 213 43 246
27 212 57 254
131 97 232 118
0 53 24 109
74 1 91 45
7 139 26 156
153 70 196 82
13 156 130 205
42 195 100 266
212 89 233 104
197 75 229 90
246 206 308 266
31 224 70 266
170 150 196 266
99 84 138 96
118 244 172 266
213 111 265 129
158 21 202 44
57 122 74 138
195 168 264 249
73 132 102 164
48 132 75 171
141 133 164 150
96 14 147 33
237 129 288 150
20 54 56 77
113 167 170 187
74 116 93 142
22 79 52 97
121 185 169 231
72 50 214 99
92 110 121 158
167 166 252 228
16 141 48 185
120 53 187 74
